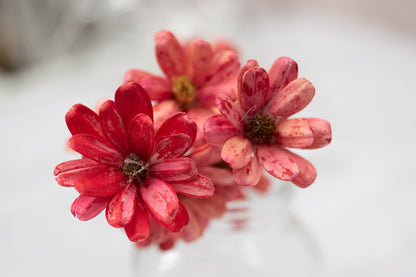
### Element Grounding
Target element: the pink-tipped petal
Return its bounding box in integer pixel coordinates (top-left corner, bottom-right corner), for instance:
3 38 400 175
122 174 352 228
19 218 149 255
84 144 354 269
114 82 153 126
197 84 236 108
169 174 215 198
185 39 214 85
275 118 314 149
154 201 189 232
150 134 192 164
69 134 124 167
257 144 299 181
303 118 332 149
154 112 197 146
150 158 198 182
140 76 172 101
152 100 181 131
99 100 129 155
155 30 185 77
237 60 259 107
139 176 179 224
106 183 138 228
266 78 315 118
221 136 254 169
203 114 239 146
73 169 126 197
286 151 317 188
128 114 154 161
268 57 298 99
123 69 154 85
125 198 150 242
55 166 106 187
216 94 244 130
204 50 240 86
65 104 104 138
233 156 261 186
53 158 100 176
71 195 109 221
238 67 269 114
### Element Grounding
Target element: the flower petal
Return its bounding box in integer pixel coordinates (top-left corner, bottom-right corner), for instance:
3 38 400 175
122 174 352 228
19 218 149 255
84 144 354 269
150 158 198 182
128 114 154 161
140 76 172 101
150 134 192 164
238 67 269 114
216 94 243 131
266 78 315 118
152 100 181 131
154 112 197 146
153 201 189 232
53 158 100 176
99 100 129 155
204 50 240 86
203 114 239 146
197 84 236 108
55 166 106 187
114 82 153 126
169 174 215 198
303 118 332 149
188 144 222 167
155 30 185 77
275 118 314 148
268 57 298 99
73 168 126 197
65 104 104 138
185 39 213 86
139 176 179 224
71 195 109 221
69 134 124 166
198 166 234 187
285 151 317 188
233 156 261 186
257 144 299 181
106 183 138 228
123 69 154 85
221 136 254 169
125 198 150 242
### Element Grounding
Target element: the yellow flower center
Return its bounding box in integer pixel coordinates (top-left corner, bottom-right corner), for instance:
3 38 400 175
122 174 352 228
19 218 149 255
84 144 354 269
244 114 276 145
171 75 197 110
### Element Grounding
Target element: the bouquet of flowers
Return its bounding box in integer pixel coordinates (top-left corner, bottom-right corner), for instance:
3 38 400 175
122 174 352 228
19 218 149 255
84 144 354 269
53 30 331 250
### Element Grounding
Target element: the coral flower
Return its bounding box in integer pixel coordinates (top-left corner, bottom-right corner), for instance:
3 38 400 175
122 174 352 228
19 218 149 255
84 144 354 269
204 58 332 188
54 82 214 242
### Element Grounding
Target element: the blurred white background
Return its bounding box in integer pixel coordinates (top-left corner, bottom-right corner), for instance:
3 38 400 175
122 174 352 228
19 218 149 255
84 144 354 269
1 0 415 276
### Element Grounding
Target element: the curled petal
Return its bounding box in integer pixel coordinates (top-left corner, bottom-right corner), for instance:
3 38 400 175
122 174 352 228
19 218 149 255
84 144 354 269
154 112 197 146
155 30 185 77
154 201 189 232
238 67 269 114
151 134 192 164
140 76 172 101
114 82 153 126
152 100 181 131
73 169 126 197
233 156 261 186
139 177 179 224
54 158 100 176
69 134 124 166
55 166 106 187
221 136 254 169
65 104 103 138
185 39 214 86
268 57 298 98
169 174 215 198
71 195 109 221
238 60 259 85
205 50 240 86
125 198 150 242
128 114 154 161
266 78 315 118
303 118 332 149
123 69 154 85
216 94 243 131
150 158 198 182
106 183 138 228
203 114 239 146
257 145 299 181
275 118 314 149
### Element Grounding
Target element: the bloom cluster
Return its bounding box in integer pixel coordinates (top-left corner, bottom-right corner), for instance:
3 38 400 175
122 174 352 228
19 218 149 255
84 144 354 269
54 30 331 250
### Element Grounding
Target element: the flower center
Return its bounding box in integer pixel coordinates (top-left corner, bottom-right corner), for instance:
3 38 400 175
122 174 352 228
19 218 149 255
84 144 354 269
171 75 197 110
122 154 149 184
243 114 276 145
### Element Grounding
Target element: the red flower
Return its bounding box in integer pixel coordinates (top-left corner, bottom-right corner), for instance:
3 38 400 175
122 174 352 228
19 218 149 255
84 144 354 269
54 83 214 242
204 58 332 188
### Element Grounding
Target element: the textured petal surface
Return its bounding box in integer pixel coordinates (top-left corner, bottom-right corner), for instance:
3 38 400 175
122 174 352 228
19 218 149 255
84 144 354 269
221 136 254 169
139 177 179 224
114 82 153 126
275 118 314 148
128 114 154 161
203 114 239 146
154 112 197 146
152 100 181 131
69 134 124 166
185 39 213 86
125 198 150 242
268 57 298 99
233 156 262 186
53 158 100 176
266 78 315 118
257 144 299 181
150 158 198 182
155 30 185 77
71 195 109 221
169 174 215 198
204 50 240 86
286 151 317 188
140 76 172 101
73 168 126 197
216 94 243 131
303 118 332 149
123 69 154 85
55 166 106 187
106 183 138 228
65 104 103 138
150 134 192 164
154 201 189 232
239 67 269 114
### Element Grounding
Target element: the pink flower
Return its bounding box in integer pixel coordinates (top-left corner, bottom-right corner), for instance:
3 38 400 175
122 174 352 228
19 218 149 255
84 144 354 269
54 82 214 242
204 58 332 188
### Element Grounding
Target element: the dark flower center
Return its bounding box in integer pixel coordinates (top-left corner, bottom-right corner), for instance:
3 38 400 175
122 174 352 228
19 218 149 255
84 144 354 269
171 75 197 110
243 114 276 145
122 154 149 184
